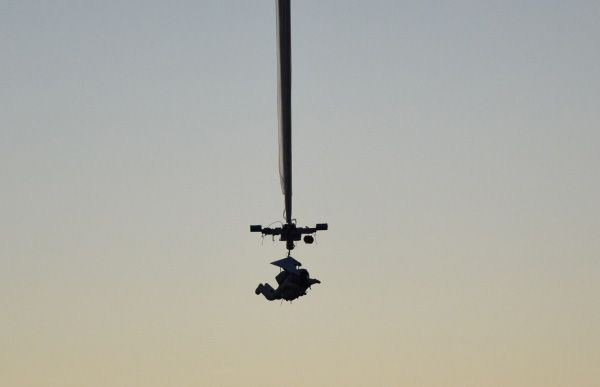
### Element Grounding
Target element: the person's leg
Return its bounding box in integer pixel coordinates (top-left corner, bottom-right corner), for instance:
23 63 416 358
255 283 280 300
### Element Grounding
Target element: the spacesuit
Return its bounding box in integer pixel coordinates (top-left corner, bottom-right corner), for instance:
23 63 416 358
255 268 320 301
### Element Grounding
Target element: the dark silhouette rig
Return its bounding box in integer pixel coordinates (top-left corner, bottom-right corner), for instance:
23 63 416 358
250 0 327 302
250 223 328 251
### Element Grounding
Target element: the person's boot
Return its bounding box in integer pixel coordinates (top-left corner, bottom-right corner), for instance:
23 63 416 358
255 284 264 295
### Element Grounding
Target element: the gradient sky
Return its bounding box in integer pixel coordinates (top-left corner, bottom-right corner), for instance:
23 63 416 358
2 1 599 386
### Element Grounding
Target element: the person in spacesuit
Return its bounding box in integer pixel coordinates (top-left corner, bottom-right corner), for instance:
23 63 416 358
255 257 320 301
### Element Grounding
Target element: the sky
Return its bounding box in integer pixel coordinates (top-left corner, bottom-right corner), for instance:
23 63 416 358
1 1 599 386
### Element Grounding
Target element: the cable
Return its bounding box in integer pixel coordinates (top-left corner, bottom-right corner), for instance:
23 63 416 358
265 220 284 228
